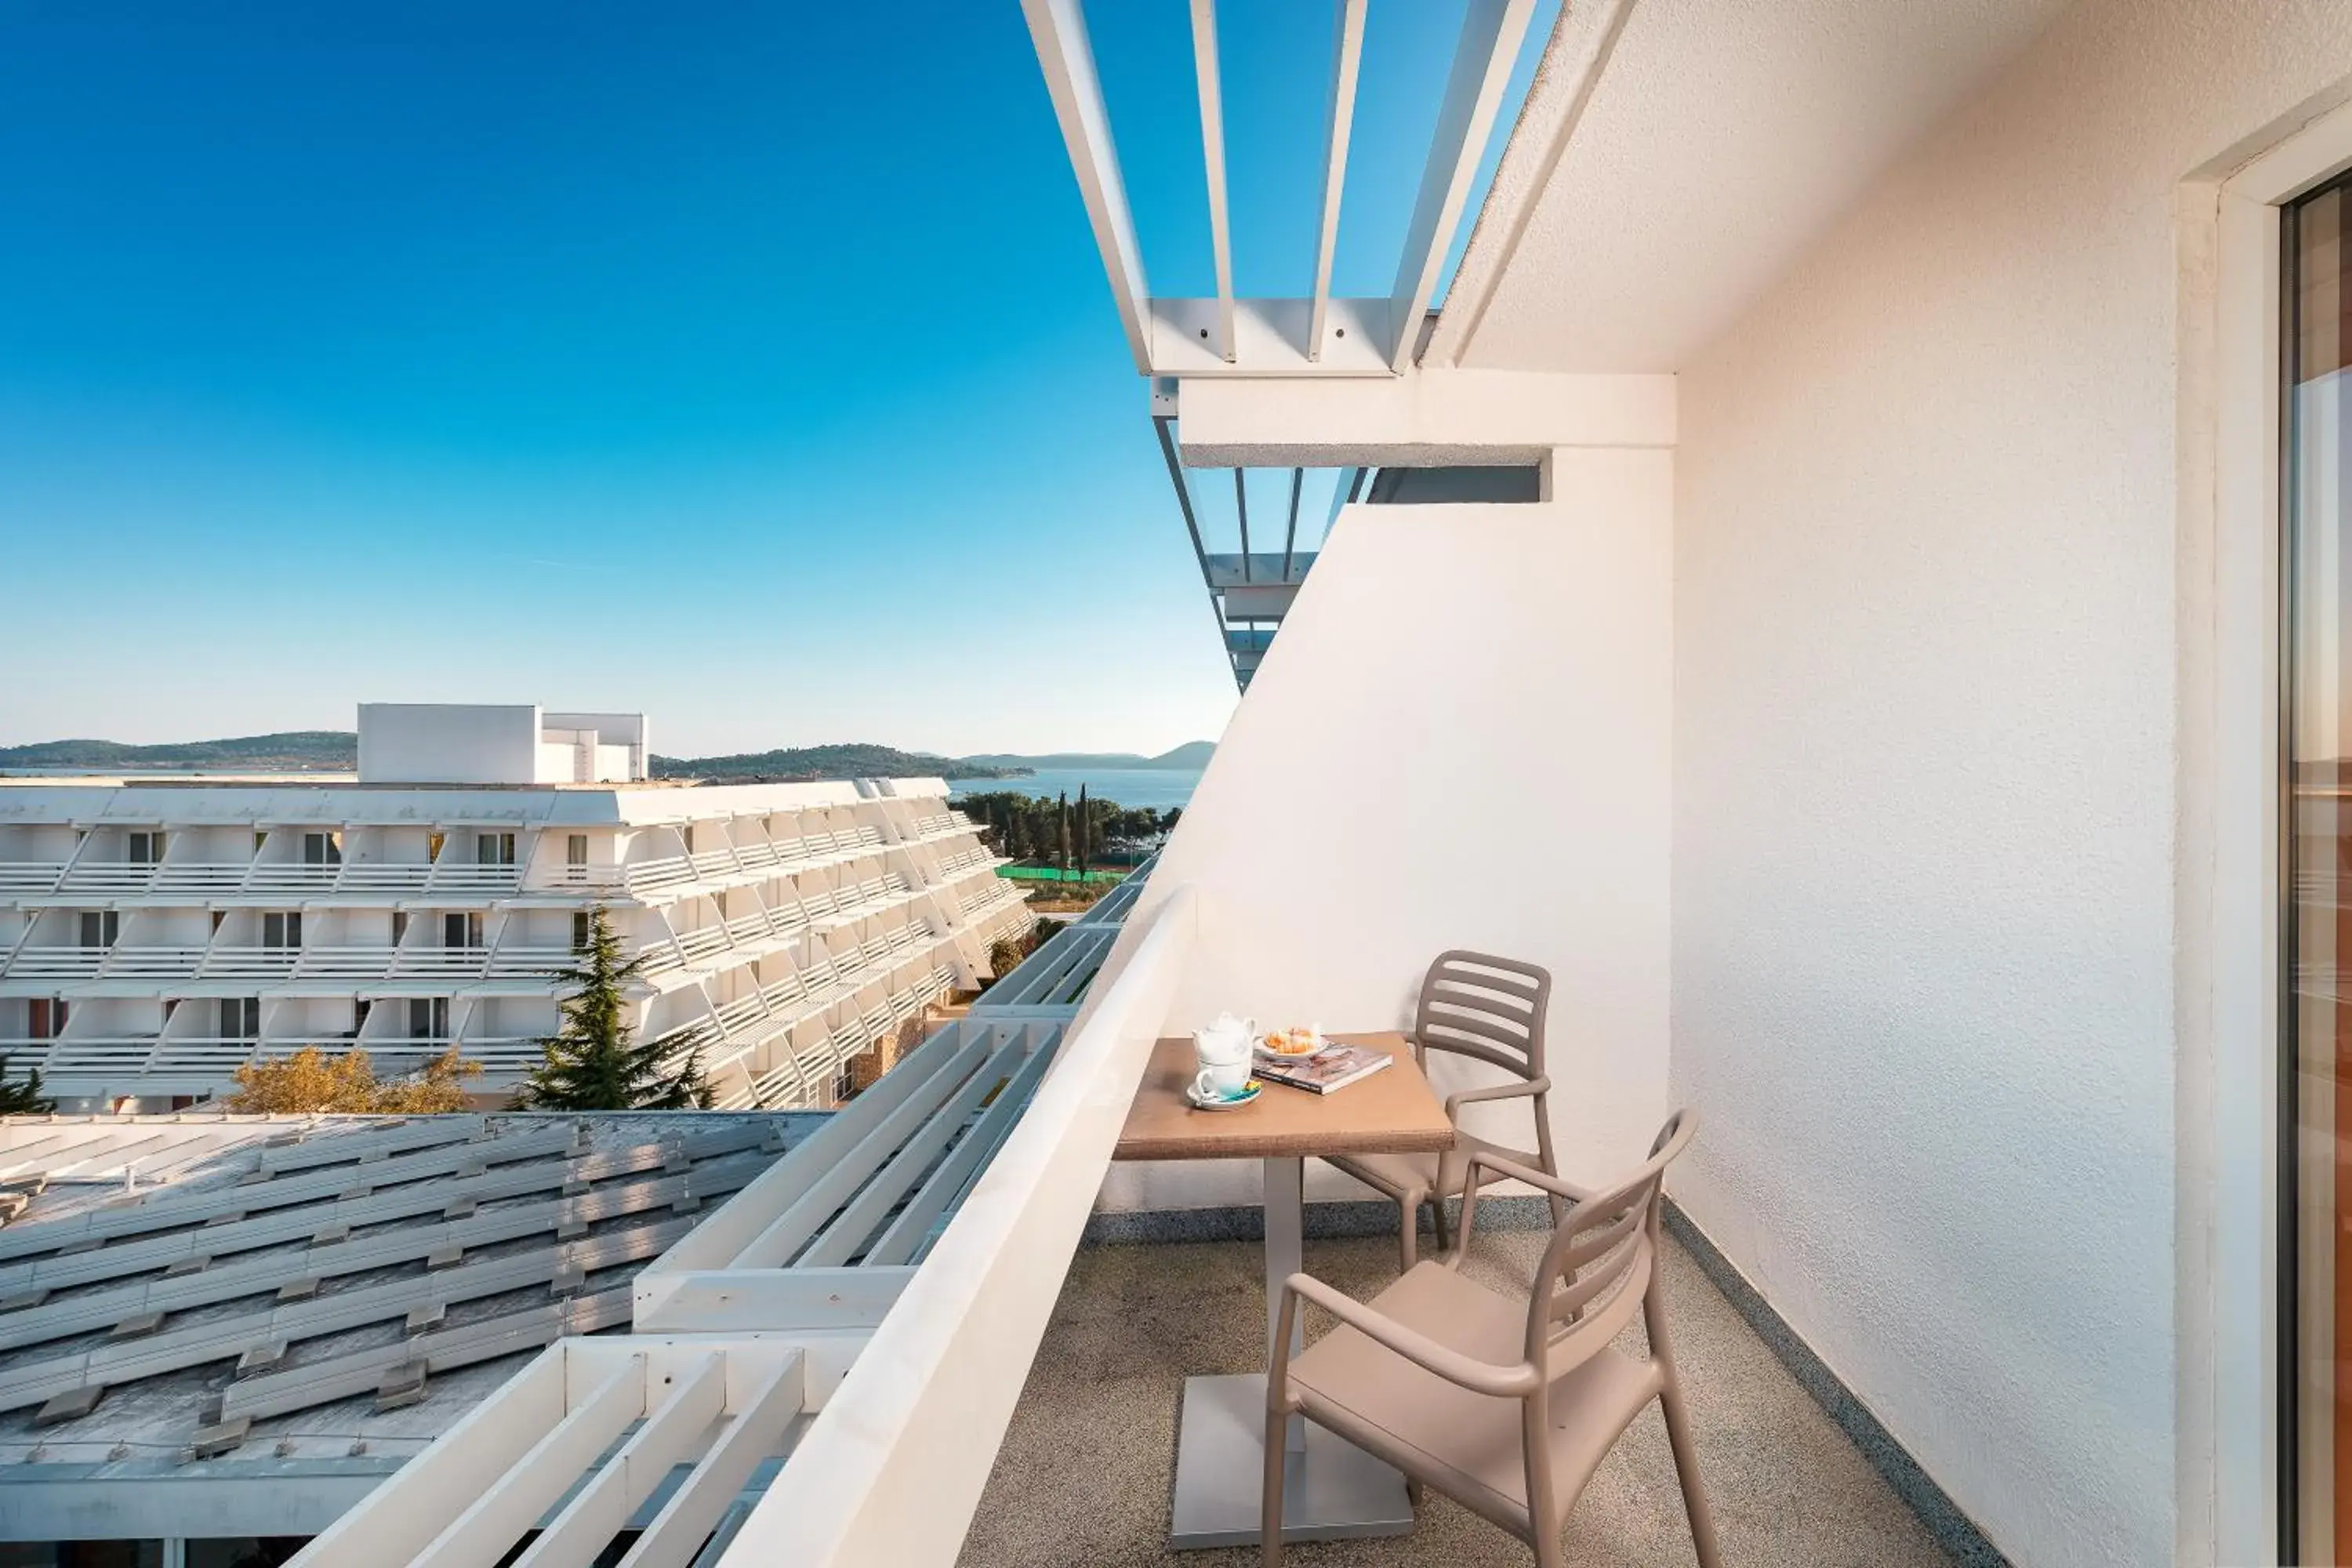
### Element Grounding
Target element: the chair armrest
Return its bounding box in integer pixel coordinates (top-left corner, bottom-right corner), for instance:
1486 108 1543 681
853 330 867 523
1276 1272 1537 1399
1449 1147 1592 1267
1463 1147 1597 1205
1443 1075 1550 1122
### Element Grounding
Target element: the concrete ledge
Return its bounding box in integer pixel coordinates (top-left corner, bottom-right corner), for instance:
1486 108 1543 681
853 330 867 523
1663 1200 2011 1568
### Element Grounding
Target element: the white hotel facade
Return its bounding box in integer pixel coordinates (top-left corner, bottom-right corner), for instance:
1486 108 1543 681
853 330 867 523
0 703 1027 1111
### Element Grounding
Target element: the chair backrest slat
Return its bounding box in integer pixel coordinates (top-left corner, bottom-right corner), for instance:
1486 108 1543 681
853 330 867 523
1525 1110 1696 1367
1414 951 1551 1080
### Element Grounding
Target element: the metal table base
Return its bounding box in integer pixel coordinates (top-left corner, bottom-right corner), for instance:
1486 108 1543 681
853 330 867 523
1167 1156 1416 1550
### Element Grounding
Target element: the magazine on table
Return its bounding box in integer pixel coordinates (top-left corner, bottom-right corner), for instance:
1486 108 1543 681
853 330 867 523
1251 1039 1392 1095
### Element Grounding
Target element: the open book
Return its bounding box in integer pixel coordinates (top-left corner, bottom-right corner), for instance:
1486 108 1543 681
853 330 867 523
1252 1040 1393 1095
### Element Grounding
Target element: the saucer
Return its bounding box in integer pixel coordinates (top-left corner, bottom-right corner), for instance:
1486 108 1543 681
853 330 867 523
1185 1080 1261 1112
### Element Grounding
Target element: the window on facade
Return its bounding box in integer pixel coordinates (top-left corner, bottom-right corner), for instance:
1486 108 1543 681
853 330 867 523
27 998 67 1039
353 997 371 1036
568 833 589 871
211 910 226 935
127 830 164 864
444 912 484 949
572 911 592 951
391 910 409 946
408 996 449 1040
2288 172 2352 1560
427 831 446 863
477 832 516 866
220 997 260 1040
262 912 302 949
253 829 267 853
78 911 118 949
303 830 342 866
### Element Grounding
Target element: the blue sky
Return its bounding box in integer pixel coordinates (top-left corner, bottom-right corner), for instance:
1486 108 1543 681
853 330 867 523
0 2 1539 757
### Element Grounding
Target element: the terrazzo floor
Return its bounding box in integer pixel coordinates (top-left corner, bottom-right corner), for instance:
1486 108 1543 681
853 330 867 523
956 1228 1956 1567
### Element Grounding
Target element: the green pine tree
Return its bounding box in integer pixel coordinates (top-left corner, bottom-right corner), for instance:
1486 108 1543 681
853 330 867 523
0 1054 52 1115
521 907 713 1110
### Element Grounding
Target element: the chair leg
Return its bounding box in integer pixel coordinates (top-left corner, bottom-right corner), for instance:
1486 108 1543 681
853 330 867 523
1261 1403 1289 1566
1397 1192 1421 1271
1429 1189 1452 1257
1658 1374 1722 1568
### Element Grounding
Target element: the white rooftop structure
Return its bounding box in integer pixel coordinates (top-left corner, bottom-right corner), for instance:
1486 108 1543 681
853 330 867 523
355 704 651 787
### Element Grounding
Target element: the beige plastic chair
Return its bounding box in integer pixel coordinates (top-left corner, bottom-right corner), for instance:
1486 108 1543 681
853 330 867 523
1327 950 1559 1269
1264 1112 1719 1568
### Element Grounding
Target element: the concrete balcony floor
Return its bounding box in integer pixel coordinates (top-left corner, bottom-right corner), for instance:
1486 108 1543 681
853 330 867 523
960 1226 1953 1567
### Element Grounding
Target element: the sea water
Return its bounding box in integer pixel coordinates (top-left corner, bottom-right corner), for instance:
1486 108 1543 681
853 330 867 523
949 767 1201 813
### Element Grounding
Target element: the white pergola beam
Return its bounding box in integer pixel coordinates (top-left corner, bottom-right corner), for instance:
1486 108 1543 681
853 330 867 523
516 1352 727 1568
1021 0 1152 372
617 1354 805 1568
1426 0 1639 368
1308 0 1369 361
1190 0 1237 362
289 1345 568 1568
412 1354 647 1568
1175 368 1676 467
635 1266 914 1334
1388 0 1540 371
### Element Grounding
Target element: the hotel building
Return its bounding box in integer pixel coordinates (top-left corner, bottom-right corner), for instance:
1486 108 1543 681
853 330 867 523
0 703 1027 1111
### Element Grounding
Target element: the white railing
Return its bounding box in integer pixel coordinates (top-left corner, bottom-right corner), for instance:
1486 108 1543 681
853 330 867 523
719 885 1194 1563
4 948 111 978
9 859 530 899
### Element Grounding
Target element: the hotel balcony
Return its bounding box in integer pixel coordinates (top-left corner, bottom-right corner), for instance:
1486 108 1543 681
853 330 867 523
9 0 2343 1559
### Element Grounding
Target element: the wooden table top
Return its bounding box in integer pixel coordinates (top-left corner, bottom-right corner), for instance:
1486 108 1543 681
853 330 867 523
1113 1031 1457 1163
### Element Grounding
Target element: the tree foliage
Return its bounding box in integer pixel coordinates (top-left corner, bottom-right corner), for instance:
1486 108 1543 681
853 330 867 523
225 1046 480 1113
521 907 713 1111
958 791 1174 862
0 1054 53 1116
982 920 1057 987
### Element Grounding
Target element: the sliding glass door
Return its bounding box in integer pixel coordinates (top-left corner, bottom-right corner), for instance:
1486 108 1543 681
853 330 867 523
2289 172 2352 1563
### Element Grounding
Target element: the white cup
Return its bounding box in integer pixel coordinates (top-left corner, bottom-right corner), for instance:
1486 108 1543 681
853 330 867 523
1193 1056 1250 1101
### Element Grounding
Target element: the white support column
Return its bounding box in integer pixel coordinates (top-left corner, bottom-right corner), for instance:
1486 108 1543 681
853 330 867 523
1190 0 1236 363
1020 0 1152 372
1388 0 1538 372
1308 0 1368 361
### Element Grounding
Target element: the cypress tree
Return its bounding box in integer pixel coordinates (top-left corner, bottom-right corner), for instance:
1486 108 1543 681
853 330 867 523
522 906 712 1109
1076 783 1090 880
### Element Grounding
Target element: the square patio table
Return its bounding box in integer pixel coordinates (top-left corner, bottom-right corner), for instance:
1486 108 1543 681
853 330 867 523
1115 1030 1456 1550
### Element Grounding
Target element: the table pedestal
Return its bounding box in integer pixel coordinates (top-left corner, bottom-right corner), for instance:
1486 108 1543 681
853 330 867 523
1170 1374 1416 1549
1166 1156 1415 1550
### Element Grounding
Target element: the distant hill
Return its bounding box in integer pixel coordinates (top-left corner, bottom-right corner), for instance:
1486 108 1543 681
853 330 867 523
0 731 1215 781
0 731 358 771
649 744 1023 782
958 741 1214 771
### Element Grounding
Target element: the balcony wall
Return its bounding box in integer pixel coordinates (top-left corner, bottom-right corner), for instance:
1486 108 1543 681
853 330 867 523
1669 2 2352 1563
1114 461 1674 1212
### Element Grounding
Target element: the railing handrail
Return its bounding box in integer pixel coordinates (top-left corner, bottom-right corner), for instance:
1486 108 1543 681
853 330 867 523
718 884 1196 1565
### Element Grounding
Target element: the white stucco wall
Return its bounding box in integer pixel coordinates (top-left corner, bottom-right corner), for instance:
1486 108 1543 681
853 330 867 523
1670 4 2352 1565
357 702 541 786
1107 448 1673 1212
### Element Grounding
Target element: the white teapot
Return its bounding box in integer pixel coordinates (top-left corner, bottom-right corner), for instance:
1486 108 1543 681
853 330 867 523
1192 1012 1257 1065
